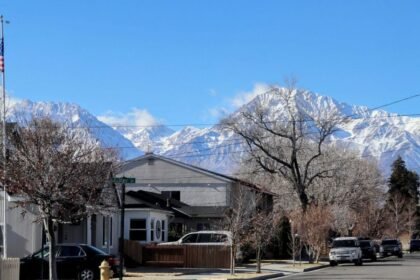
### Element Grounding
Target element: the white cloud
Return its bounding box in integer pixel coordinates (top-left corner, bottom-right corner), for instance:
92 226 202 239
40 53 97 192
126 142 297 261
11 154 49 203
207 107 229 120
230 83 271 108
98 108 160 127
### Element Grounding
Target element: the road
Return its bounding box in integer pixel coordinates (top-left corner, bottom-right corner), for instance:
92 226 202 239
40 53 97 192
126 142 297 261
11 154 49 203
275 253 420 280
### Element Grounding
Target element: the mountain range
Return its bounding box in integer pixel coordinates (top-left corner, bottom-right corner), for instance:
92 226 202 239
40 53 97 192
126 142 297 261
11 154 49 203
8 89 419 176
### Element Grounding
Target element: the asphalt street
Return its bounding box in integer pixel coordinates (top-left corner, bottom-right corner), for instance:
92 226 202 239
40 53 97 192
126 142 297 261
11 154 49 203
274 253 420 280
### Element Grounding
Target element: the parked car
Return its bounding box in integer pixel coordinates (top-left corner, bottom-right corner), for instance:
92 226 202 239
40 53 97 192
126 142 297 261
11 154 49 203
329 237 363 266
359 240 377 261
380 239 403 258
158 231 232 246
409 239 420 253
159 231 243 261
20 244 120 280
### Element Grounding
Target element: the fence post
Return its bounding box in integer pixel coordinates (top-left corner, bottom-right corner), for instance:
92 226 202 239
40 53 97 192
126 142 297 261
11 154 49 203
183 245 187 268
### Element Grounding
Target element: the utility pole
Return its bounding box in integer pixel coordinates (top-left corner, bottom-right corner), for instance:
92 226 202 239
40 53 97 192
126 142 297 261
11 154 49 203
112 176 135 280
119 182 125 280
1 14 8 259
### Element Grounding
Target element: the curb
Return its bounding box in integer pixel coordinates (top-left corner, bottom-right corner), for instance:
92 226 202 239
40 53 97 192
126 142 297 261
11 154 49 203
227 272 285 280
302 264 330 272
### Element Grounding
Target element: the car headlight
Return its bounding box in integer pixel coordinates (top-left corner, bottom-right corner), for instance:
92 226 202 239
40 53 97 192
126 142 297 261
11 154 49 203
394 247 398 251
351 251 357 256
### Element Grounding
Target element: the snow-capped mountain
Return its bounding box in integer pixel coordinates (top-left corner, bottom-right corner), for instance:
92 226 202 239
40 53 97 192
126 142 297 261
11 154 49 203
116 125 175 154
9 89 419 176
8 100 142 160
115 89 419 175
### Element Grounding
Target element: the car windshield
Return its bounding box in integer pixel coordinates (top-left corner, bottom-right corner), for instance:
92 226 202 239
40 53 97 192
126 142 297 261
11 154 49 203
32 247 50 258
382 240 398 245
332 240 358 248
410 240 420 245
359 241 371 248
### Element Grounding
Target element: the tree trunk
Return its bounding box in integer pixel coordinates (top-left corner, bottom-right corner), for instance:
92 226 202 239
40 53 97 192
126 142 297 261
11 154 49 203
43 217 58 280
256 246 262 273
298 187 309 212
230 244 236 275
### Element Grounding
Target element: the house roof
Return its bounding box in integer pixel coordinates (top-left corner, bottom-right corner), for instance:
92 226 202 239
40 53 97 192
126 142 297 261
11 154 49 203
125 190 229 218
119 153 274 196
125 190 192 218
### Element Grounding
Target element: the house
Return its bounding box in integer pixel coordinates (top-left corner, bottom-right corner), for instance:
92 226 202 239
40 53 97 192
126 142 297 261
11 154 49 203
2 152 272 257
106 153 273 249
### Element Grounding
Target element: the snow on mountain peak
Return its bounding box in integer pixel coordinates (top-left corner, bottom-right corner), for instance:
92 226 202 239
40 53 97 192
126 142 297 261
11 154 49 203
8 100 142 160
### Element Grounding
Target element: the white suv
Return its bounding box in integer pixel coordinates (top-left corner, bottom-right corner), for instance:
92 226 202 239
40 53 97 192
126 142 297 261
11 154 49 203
158 231 232 246
329 237 363 266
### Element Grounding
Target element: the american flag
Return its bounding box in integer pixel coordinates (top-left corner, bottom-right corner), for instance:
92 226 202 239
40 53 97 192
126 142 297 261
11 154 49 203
0 38 3 72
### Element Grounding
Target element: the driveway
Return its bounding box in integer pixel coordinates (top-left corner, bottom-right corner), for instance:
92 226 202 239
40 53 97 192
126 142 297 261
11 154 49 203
274 253 420 280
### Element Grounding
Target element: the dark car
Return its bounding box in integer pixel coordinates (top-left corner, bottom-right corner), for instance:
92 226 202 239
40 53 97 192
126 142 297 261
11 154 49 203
20 244 120 280
380 239 403 258
410 239 420 253
359 240 377 261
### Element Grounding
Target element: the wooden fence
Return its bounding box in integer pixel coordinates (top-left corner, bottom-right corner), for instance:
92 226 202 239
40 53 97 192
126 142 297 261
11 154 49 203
0 258 20 280
124 240 231 268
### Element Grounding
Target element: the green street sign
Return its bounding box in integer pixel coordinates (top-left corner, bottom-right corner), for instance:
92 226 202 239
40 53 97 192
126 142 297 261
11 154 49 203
112 177 136 184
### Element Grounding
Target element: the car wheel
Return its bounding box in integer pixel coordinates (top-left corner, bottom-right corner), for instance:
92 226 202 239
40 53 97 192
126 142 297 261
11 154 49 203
78 268 95 280
329 261 337 266
371 255 377 262
398 253 403 258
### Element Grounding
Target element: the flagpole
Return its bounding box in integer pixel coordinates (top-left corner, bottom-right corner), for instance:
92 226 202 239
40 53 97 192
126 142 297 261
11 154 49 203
1 14 7 258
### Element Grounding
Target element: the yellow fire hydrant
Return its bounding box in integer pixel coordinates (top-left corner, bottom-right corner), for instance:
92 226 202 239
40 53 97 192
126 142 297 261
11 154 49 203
99 260 113 280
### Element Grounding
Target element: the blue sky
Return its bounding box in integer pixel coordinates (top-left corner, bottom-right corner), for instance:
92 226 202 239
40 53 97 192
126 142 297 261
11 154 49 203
1 0 419 127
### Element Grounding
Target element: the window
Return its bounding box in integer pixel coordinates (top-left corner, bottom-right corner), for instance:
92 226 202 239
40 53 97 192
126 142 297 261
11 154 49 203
155 220 162 240
197 223 210 231
161 191 181 201
197 233 212 243
58 245 85 257
129 219 147 241
211 234 228 243
150 219 155 242
182 233 198 244
0 226 3 255
102 216 113 247
161 220 166 241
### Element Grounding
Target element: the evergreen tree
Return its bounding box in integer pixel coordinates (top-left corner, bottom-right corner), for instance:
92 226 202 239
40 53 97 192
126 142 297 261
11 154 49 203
388 156 419 204
386 156 420 237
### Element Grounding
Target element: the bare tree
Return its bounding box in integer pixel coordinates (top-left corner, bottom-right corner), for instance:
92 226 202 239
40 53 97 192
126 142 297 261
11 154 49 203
386 192 408 238
406 203 417 239
298 204 332 263
245 197 277 273
353 200 387 239
224 186 255 275
221 80 341 211
331 204 357 237
2 117 117 280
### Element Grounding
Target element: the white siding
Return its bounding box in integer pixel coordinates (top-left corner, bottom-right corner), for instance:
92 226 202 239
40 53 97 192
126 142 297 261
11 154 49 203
118 157 231 207
6 203 42 257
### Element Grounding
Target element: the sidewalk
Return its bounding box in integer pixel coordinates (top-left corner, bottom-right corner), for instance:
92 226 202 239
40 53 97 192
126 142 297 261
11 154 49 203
115 261 329 280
